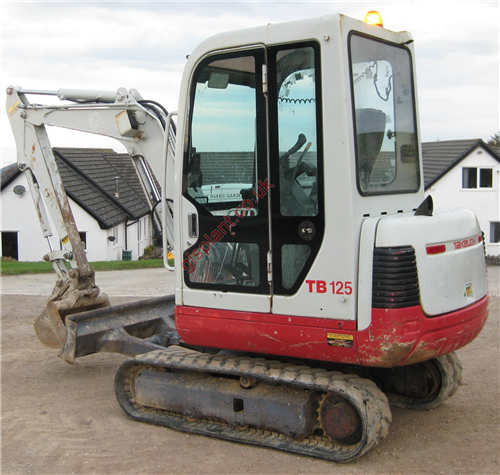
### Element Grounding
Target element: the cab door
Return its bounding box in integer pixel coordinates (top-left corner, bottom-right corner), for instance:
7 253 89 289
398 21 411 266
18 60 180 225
180 43 324 316
180 47 272 313
267 42 325 315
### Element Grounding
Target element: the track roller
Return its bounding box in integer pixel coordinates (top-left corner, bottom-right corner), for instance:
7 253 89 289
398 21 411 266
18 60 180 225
386 352 463 410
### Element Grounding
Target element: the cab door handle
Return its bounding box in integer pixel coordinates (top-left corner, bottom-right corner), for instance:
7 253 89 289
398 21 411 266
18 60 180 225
188 213 198 238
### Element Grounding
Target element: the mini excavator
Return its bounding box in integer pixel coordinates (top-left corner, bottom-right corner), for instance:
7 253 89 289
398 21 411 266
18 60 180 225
6 11 488 462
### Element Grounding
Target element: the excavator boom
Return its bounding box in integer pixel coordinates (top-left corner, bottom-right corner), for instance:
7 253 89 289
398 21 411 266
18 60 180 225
6 86 177 355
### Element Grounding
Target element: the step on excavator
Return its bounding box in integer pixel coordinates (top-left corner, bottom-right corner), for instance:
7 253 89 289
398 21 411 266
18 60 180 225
6 11 489 462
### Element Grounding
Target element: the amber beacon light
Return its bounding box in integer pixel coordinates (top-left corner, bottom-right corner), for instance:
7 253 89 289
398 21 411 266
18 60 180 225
365 10 384 27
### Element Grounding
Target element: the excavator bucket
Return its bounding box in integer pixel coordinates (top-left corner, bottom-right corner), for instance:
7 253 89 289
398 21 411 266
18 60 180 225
35 292 111 349
33 260 177 363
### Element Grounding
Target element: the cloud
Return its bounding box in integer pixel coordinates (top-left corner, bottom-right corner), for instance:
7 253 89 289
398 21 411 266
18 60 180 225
1 1 498 165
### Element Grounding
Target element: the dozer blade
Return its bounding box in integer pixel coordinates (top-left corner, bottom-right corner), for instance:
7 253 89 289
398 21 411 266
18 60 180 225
59 295 176 364
35 292 177 364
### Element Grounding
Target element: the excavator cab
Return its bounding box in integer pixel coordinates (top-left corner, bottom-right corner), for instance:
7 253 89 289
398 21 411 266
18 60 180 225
174 13 487 368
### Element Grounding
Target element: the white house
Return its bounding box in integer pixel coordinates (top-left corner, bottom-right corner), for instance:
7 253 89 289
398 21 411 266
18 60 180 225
423 139 500 257
1 148 158 262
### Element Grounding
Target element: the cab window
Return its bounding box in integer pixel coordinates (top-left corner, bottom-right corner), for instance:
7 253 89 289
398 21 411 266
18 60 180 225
350 34 420 195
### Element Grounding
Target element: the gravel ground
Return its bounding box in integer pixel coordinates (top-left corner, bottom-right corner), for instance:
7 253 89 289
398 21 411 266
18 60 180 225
1 266 498 475
0 267 176 297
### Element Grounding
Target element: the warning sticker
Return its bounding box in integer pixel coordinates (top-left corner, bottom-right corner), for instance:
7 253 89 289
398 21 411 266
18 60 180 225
327 332 354 348
465 282 474 303
62 235 70 245
8 101 20 117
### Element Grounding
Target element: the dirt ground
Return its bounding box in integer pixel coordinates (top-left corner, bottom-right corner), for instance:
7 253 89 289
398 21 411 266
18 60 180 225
1 267 499 475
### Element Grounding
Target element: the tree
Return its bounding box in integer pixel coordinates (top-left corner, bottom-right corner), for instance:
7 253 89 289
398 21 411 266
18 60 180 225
487 132 500 146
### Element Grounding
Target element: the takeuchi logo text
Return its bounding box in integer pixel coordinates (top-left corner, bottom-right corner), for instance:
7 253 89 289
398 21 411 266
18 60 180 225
453 237 477 250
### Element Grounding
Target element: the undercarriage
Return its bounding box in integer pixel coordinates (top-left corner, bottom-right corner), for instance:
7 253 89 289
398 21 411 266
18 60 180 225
28 289 466 463
115 347 391 462
114 345 462 462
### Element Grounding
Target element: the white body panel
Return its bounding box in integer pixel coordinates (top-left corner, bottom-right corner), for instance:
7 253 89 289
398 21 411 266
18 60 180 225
375 208 488 315
357 217 381 330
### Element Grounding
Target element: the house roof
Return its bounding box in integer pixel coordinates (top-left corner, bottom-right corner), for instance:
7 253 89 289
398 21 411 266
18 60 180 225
422 139 500 189
1 162 21 190
1 148 152 229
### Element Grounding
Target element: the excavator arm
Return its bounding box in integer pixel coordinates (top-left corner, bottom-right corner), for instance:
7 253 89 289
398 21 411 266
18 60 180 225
6 86 177 359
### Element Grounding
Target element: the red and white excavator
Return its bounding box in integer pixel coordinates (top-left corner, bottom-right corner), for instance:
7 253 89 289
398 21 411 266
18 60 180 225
6 11 489 462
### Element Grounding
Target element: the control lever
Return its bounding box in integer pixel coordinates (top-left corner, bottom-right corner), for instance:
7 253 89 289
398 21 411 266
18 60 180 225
281 133 307 160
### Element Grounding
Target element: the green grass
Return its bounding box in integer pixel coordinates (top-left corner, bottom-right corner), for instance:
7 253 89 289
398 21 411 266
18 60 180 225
0 259 173 276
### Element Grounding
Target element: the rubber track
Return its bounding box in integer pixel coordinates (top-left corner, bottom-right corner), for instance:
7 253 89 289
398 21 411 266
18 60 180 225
387 352 463 411
115 347 392 462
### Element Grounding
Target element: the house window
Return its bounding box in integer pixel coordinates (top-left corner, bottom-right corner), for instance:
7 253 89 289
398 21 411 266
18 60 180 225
79 232 87 250
491 222 500 243
480 169 493 188
462 167 493 189
138 219 147 240
59 232 87 250
2 232 18 260
462 168 477 188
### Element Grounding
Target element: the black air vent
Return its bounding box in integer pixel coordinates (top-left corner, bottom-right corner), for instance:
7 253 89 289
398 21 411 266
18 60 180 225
372 246 420 309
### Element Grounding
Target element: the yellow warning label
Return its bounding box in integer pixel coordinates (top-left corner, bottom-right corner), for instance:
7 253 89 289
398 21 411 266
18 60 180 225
327 333 353 340
465 282 474 302
8 101 20 116
327 332 354 348
465 283 473 297
62 236 70 245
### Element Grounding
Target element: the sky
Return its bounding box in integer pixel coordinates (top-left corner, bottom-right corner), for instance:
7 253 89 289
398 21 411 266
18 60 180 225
1 0 499 166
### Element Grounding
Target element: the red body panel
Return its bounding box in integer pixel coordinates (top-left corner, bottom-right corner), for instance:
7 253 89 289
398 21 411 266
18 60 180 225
176 295 488 368
357 296 488 367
